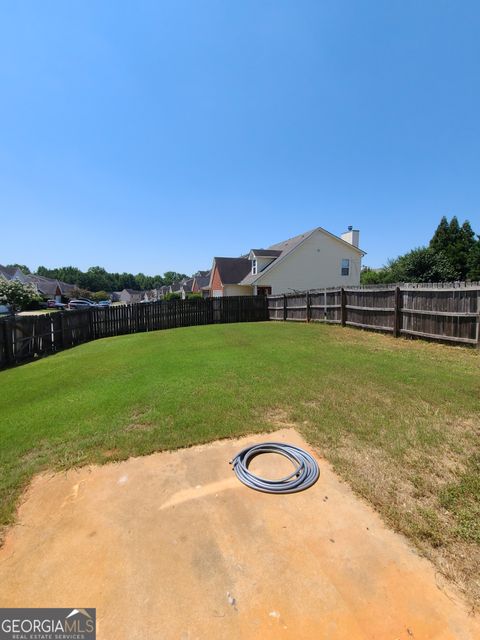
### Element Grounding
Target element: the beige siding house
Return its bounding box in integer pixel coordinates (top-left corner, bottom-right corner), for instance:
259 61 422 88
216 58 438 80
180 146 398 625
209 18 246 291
206 226 365 296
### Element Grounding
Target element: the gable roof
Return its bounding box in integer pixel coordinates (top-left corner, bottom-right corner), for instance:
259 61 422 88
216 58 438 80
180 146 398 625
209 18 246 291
180 278 194 292
158 285 171 294
240 226 365 285
0 265 19 279
193 273 211 290
26 274 76 297
121 288 144 297
0 268 71 295
212 257 251 285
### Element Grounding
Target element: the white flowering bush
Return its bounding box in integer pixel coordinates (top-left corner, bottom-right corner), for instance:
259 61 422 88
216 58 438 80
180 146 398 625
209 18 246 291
0 279 42 313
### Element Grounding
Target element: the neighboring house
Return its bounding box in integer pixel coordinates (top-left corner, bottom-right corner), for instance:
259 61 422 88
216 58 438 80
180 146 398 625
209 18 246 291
208 257 253 297
179 277 194 300
192 271 211 296
170 282 182 295
144 289 159 302
0 265 29 284
150 276 210 300
26 274 76 301
206 226 365 296
0 266 76 302
158 285 171 298
144 287 173 302
148 284 175 300
117 289 146 304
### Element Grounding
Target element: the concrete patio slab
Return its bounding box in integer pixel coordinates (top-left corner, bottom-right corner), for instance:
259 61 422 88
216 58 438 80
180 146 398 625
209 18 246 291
0 429 478 639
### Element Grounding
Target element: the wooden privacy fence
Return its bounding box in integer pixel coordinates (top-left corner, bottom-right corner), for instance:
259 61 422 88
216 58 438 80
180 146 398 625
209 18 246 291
0 296 268 369
268 286 480 346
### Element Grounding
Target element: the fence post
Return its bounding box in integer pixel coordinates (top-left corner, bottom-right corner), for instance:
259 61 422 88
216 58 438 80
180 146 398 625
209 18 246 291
88 308 94 340
340 288 346 326
2 318 13 365
393 286 402 338
283 295 287 322
306 291 311 322
476 291 480 349
58 312 65 350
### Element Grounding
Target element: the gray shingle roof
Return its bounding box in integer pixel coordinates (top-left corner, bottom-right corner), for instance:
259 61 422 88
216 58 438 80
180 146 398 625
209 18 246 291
214 257 251 285
0 265 18 279
26 274 76 297
193 273 210 290
239 229 316 285
180 277 194 292
123 288 143 295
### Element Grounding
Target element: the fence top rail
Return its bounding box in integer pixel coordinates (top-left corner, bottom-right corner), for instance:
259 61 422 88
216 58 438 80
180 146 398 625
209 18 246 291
400 286 480 293
343 281 480 289
267 283 480 298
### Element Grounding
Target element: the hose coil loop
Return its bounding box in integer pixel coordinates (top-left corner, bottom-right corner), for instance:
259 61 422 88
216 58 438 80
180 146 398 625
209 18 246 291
230 442 319 494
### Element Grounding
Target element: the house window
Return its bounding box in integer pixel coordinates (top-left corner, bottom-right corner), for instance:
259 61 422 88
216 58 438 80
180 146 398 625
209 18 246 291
341 258 350 276
252 259 257 275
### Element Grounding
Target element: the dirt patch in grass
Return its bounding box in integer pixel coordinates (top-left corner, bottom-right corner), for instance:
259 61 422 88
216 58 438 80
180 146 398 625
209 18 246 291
261 395 480 605
301 411 480 608
123 407 158 432
102 449 121 458
264 407 298 429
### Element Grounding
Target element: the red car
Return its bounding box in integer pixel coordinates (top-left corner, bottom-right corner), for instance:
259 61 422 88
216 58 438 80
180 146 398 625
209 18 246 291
47 299 66 309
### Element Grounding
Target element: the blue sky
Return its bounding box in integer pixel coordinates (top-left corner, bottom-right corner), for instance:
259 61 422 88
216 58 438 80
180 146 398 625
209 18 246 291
1 1 479 275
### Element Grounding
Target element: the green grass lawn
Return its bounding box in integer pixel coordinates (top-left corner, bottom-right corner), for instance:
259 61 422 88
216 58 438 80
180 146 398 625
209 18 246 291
1 322 479 604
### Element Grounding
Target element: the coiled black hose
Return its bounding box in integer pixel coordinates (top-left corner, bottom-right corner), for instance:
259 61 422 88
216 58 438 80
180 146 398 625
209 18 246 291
230 442 319 494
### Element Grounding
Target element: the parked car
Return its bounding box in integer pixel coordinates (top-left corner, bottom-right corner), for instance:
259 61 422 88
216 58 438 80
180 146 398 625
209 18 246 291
68 299 97 309
47 299 66 309
97 300 111 307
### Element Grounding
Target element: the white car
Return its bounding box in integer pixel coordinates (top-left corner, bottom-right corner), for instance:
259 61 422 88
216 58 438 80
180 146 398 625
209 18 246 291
68 298 97 309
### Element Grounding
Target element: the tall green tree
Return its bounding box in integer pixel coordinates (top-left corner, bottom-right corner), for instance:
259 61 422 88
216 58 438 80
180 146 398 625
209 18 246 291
429 216 450 254
458 221 477 279
33 266 174 291
467 236 480 280
429 216 476 279
387 247 460 283
162 271 187 285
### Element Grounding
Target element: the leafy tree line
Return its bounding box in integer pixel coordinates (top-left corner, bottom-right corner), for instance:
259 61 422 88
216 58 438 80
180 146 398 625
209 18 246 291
5 265 188 292
361 216 480 284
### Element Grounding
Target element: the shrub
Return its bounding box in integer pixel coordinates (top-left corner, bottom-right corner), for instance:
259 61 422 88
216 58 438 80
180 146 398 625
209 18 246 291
0 280 42 313
90 290 110 302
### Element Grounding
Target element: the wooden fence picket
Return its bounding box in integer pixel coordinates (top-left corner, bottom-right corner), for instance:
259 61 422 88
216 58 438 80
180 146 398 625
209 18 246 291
0 296 269 369
267 285 480 347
